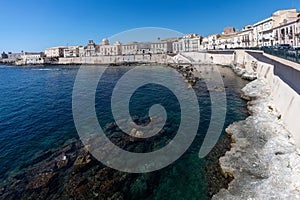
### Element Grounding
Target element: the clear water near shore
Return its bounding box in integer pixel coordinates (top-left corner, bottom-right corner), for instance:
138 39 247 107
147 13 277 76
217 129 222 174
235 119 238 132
0 64 248 199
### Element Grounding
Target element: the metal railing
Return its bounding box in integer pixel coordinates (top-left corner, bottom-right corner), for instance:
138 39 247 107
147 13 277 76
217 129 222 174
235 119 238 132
262 48 300 63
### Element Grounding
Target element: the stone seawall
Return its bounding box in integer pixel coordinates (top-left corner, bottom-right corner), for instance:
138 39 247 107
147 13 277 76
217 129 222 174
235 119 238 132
181 51 234 65
181 51 300 199
59 54 170 65
184 50 300 148
239 51 300 148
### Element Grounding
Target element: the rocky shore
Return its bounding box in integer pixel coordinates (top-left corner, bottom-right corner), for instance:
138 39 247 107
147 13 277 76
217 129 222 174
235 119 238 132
213 78 300 199
230 64 257 81
0 117 162 200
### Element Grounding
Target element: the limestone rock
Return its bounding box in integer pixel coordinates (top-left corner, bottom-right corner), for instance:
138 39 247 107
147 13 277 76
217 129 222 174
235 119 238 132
213 78 300 200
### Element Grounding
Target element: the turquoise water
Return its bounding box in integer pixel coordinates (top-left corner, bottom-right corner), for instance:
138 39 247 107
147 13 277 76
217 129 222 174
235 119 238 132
0 64 248 199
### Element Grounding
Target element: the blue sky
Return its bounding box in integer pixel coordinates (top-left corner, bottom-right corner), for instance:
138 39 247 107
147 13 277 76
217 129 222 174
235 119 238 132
0 0 298 53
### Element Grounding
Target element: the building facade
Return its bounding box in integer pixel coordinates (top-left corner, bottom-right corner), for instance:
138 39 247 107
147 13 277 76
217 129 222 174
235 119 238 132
98 39 122 56
18 52 45 65
182 34 202 52
238 25 254 48
45 47 66 58
3 52 22 63
201 8 300 49
296 14 300 46
121 42 151 55
122 42 138 55
64 46 82 58
273 20 298 46
272 9 298 46
150 40 173 54
253 17 273 47
172 34 202 53
172 39 183 53
202 34 220 50
85 40 97 57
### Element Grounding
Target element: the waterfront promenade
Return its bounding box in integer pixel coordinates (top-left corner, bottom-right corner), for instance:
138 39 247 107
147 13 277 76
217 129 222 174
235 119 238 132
248 51 300 95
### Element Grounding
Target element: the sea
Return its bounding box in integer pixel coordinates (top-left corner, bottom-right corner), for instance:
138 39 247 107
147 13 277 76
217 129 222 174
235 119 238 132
0 64 249 199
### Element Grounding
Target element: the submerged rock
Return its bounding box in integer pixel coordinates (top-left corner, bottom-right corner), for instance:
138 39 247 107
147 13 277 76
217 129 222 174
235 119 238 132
26 172 57 190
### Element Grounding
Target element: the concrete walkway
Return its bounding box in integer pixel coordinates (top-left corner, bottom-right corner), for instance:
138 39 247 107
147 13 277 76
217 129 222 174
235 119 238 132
247 51 300 95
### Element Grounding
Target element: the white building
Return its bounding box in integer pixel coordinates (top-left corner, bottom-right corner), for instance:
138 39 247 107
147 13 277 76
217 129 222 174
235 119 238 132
251 9 298 47
172 39 183 53
273 19 298 46
17 52 45 65
216 26 254 49
64 46 82 58
45 46 66 58
272 9 299 46
122 42 138 55
85 40 97 57
218 34 241 49
238 25 254 48
121 42 151 55
172 34 202 53
2 52 22 63
150 40 173 54
253 17 273 47
98 39 122 56
183 34 202 52
203 26 254 50
7 52 22 60
202 34 220 50
80 38 123 57
79 46 87 57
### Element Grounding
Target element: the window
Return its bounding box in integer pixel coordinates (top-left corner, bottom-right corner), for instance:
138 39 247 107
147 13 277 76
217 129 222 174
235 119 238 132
281 29 285 37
